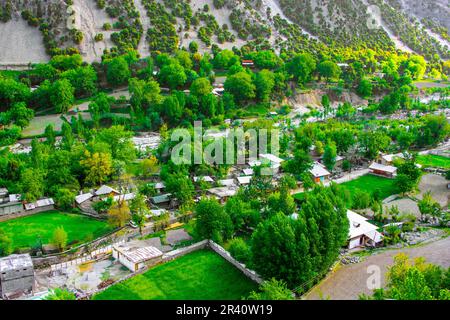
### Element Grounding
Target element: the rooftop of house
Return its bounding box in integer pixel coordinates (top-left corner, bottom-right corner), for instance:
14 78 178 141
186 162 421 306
219 179 236 187
0 254 33 272
95 185 119 196
347 210 383 243
75 192 93 204
151 194 172 204
259 153 284 164
208 187 238 198
237 176 252 185
193 176 214 183
310 163 331 178
113 241 163 264
369 162 397 174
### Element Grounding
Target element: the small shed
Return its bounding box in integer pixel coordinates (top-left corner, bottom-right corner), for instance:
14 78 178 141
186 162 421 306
112 241 163 272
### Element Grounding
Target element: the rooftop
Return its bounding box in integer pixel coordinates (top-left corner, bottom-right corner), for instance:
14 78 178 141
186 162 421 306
0 254 33 272
309 163 331 178
369 162 397 174
95 185 119 196
113 242 163 264
347 210 383 242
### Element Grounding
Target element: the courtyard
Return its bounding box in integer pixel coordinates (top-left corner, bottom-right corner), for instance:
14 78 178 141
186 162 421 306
93 249 258 300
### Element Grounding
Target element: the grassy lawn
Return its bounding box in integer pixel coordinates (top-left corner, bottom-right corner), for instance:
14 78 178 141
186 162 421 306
416 154 450 169
93 249 258 300
0 211 113 250
339 174 400 200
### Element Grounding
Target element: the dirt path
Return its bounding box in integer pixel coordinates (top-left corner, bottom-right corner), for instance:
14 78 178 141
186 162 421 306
134 0 150 57
305 236 450 300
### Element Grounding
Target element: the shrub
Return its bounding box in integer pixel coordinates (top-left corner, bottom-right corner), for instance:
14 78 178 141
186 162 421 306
227 237 252 266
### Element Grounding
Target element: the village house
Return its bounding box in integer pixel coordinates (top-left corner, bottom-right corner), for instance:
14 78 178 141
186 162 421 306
347 210 383 250
0 254 35 299
309 163 331 184
207 187 238 203
24 198 55 212
112 241 163 272
94 185 120 199
237 176 252 186
377 153 404 166
241 59 254 67
0 188 23 216
154 182 166 194
369 162 397 178
75 192 94 205
150 194 173 208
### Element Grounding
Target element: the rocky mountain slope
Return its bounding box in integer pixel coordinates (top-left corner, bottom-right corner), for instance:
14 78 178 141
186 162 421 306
0 0 448 65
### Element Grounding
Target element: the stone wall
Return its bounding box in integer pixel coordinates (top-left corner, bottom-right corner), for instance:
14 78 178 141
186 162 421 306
208 240 263 285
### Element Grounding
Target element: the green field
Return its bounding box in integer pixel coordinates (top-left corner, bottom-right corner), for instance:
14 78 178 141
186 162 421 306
416 154 450 169
0 211 113 250
93 249 258 300
339 174 399 199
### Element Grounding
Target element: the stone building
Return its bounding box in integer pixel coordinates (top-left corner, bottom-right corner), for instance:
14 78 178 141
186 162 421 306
0 254 35 299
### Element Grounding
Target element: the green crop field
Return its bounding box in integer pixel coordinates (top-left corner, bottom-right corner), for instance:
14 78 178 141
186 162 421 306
0 211 113 250
416 154 450 169
93 249 258 300
339 174 400 200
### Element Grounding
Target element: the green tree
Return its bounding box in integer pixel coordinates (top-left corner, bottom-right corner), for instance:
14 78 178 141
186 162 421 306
44 124 56 147
323 142 337 171
224 71 255 103
190 77 213 97
106 57 131 87
286 53 316 84
50 79 74 113
130 194 149 235
255 69 275 102
418 191 440 221
52 226 68 252
194 197 233 243
357 78 373 98
45 288 76 300
227 237 252 265
165 173 195 206
54 188 75 211
159 62 187 89
251 187 348 290
21 168 44 202
0 229 12 257
247 278 294 300
318 60 341 83
61 66 98 97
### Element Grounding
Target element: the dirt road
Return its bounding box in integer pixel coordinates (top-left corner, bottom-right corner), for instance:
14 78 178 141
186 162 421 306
305 236 450 300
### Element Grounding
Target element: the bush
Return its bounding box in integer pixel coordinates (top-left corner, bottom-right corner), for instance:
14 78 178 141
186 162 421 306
352 190 371 209
227 238 252 266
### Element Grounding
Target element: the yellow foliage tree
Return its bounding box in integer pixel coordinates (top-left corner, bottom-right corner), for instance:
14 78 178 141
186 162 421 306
107 199 131 228
80 150 112 186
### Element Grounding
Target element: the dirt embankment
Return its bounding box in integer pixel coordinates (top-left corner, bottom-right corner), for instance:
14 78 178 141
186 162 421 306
288 89 368 110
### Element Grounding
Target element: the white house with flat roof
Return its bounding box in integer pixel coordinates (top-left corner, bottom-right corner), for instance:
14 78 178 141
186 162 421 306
112 241 163 272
